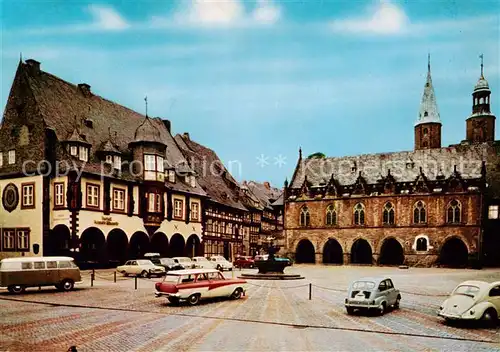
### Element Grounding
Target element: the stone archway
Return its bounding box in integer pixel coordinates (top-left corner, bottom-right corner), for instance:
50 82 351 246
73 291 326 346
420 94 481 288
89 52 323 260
323 238 343 264
295 239 315 264
351 239 372 264
379 237 404 266
80 227 106 263
129 231 150 259
185 234 201 257
169 233 185 257
151 232 169 257
107 229 128 265
440 237 468 268
47 225 71 256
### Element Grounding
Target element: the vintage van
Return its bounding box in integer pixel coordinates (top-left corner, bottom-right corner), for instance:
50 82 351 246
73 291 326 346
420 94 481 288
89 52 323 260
0 256 82 293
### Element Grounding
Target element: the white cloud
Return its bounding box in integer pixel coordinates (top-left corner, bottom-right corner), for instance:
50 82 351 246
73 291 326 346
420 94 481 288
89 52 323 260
252 0 282 24
88 5 130 30
331 0 409 35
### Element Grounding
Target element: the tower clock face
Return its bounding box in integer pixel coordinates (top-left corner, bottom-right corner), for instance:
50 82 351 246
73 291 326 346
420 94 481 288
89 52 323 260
2 183 19 212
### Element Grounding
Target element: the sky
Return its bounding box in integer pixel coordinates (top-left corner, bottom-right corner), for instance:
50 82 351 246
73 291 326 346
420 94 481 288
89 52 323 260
1 0 499 187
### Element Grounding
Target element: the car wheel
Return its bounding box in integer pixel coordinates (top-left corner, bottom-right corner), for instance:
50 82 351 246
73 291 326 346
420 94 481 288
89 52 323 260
168 297 179 305
394 295 401 309
378 302 386 316
60 279 74 291
8 285 25 294
216 265 222 271
481 308 498 327
231 288 242 300
187 294 200 306
140 270 149 278
346 307 355 315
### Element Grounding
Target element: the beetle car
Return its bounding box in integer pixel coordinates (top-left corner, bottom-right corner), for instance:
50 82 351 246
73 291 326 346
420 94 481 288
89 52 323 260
438 280 500 325
345 277 401 315
191 256 215 269
155 269 247 305
172 257 196 269
209 256 233 271
116 260 165 278
150 258 183 271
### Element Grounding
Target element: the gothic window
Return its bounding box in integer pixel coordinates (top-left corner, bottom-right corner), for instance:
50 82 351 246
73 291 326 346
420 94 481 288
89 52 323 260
353 203 365 225
416 237 428 251
423 128 428 135
413 201 427 224
447 200 462 224
382 202 395 225
300 206 310 227
325 204 337 226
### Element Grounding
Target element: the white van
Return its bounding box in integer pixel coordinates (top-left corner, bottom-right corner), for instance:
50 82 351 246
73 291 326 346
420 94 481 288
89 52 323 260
0 256 82 294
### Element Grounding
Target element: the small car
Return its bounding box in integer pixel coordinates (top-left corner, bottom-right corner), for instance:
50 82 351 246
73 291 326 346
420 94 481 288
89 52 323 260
155 268 247 305
345 277 401 315
116 260 165 278
254 254 292 266
150 258 183 271
0 256 82 293
234 255 255 268
191 256 216 269
438 280 500 325
172 257 196 269
209 256 233 271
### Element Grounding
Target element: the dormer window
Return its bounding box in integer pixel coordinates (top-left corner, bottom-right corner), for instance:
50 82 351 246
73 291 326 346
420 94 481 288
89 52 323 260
79 146 88 162
113 155 121 170
190 176 195 187
144 154 164 181
168 170 175 183
70 146 78 156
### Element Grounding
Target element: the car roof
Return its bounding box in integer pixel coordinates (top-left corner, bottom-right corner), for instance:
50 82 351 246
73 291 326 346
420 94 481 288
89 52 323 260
456 280 493 290
0 256 75 263
353 277 391 284
166 268 220 275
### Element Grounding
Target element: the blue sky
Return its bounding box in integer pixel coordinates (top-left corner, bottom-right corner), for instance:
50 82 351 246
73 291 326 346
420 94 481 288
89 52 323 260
1 0 499 187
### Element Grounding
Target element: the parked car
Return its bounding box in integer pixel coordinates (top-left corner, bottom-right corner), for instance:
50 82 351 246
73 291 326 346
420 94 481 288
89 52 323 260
345 277 401 315
192 256 215 269
155 268 247 305
172 257 196 269
116 260 165 278
254 254 292 266
0 256 82 294
209 256 233 271
150 258 183 271
233 255 255 268
438 280 500 325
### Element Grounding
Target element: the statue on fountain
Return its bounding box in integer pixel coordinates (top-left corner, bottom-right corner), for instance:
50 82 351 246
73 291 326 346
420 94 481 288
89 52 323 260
255 237 287 274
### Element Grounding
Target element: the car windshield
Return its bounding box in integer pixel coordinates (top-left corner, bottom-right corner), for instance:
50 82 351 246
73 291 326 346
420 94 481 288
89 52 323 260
160 258 174 265
177 258 191 263
352 281 376 290
195 257 209 262
453 285 480 298
150 258 160 264
163 275 180 283
137 260 153 266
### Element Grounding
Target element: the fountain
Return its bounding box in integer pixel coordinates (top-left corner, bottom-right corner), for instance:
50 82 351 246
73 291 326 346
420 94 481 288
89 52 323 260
239 237 304 280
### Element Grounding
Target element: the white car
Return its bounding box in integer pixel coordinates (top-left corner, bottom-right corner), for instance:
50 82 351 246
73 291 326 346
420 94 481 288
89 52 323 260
172 257 195 269
155 269 247 305
438 280 500 325
192 256 216 269
116 260 165 278
209 256 233 271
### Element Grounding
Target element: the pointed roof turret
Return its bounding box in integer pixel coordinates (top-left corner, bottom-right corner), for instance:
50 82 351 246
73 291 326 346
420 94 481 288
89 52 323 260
474 54 490 92
415 54 441 126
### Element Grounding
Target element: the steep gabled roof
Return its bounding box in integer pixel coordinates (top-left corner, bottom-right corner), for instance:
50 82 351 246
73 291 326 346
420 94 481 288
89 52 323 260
175 133 247 211
244 181 282 210
415 56 441 126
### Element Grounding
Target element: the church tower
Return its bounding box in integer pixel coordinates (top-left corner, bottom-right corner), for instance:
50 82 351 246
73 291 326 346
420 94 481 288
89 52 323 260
466 55 496 143
415 54 442 150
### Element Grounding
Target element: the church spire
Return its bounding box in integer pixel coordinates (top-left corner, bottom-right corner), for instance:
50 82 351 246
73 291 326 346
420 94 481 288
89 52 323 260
415 54 441 126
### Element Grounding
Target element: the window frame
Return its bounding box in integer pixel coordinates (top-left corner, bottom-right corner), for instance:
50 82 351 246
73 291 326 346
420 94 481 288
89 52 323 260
21 182 36 209
446 199 462 224
413 200 427 224
70 145 78 156
0 152 3 167
325 204 337 226
382 201 395 225
79 146 88 162
299 206 310 227
113 155 122 170
416 237 428 252
190 201 200 221
488 205 499 220
353 203 365 225
54 182 65 208
112 187 126 212
174 199 184 219
86 183 100 208
16 228 30 251
8 150 15 164
2 228 16 251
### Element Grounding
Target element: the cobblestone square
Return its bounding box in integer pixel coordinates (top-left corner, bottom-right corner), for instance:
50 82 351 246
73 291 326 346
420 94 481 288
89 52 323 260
1 265 499 351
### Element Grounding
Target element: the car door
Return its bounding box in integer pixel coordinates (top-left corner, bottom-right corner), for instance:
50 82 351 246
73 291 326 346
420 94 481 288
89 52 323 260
208 272 227 297
488 285 500 313
385 279 397 305
130 261 138 275
377 280 389 303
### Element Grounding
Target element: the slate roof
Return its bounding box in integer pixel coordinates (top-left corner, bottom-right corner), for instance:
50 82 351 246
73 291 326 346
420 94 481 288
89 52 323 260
289 144 498 195
415 58 441 126
9 60 206 196
175 134 248 211
243 181 282 210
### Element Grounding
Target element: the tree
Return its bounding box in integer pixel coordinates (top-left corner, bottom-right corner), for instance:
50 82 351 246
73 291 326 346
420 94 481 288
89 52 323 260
307 152 326 159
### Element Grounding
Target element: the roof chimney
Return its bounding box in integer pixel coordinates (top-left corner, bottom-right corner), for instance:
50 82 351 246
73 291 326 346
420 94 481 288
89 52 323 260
183 132 190 141
264 181 271 189
25 59 40 74
78 83 91 96
162 119 171 133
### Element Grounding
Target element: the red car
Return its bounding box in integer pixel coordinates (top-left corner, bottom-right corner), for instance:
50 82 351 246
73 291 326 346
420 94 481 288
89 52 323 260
233 255 255 268
155 269 247 305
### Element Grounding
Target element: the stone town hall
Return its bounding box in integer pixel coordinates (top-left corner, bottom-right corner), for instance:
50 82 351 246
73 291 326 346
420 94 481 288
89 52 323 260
283 58 500 268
